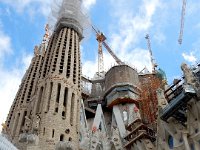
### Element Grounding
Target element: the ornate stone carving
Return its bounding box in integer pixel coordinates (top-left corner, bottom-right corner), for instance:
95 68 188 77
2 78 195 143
32 115 40 133
55 141 74 150
24 116 32 132
156 88 168 109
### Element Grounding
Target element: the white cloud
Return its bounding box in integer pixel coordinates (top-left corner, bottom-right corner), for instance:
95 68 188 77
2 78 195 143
110 0 160 50
182 52 197 64
0 0 53 16
0 53 32 131
82 0 96 10
0 0 96 17
22 53 33 69
82 60 98 78
0 23 32 130
82 0 160 77
0 31 12 61
153 32 166 44
109 0 160 72
0 68 23 126
124 48 152 71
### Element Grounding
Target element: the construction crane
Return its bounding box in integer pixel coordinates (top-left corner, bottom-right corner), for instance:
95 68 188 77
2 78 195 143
145 34 157 73
92 26 124 68
95 29 106 76
178 0 186 45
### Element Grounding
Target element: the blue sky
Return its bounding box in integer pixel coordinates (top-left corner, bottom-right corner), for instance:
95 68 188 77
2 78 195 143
0 0 200 127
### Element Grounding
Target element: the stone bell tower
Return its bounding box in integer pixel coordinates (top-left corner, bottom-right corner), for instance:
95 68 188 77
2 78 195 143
28 0 83 149
3 0 84 150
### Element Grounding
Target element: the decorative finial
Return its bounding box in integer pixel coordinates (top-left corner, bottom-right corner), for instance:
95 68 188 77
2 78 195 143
42 24 49 43
34 46 39 55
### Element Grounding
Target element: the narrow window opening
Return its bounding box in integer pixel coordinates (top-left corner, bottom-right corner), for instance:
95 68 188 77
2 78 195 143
70 93 75 126
43 128 45 135
52 129 55 138
62 111 65 117
99 122 102 131
56 83 61 103
63 87 68 107
60 134 64 141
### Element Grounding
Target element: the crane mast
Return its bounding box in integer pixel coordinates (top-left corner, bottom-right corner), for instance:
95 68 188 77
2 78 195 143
96 32 106 76
92 26 124 67
145 34 157 73
178 0 186 45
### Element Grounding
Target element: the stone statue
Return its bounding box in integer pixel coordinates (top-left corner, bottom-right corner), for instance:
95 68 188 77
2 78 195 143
32 115 40 133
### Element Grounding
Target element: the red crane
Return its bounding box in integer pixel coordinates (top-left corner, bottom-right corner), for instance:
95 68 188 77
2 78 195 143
92 26 124 74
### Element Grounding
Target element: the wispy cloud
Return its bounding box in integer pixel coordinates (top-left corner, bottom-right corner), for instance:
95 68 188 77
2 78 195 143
0 0 96 17
182 52 197 64
0 0 53 17
0 53 32 129
82 0 96 10
0 22 32 129
0 31 12 61
109 0 160 70
82 0 160 77
153 32 166 44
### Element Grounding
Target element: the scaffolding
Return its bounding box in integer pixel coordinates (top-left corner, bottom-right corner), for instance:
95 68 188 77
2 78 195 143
139 73 163 128
49 0 90 34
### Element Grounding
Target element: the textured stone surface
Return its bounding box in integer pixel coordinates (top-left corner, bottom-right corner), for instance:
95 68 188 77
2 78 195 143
4 15 82 150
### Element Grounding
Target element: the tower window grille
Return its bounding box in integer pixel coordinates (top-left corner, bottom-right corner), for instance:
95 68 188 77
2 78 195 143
66 29 73 78
73 33 77 84
52 29 64 73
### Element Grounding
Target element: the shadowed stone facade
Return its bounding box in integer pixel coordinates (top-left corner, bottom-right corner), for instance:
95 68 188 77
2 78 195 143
3 0 83 149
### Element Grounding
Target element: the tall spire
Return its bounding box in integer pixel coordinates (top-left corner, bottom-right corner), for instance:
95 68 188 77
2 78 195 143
5 1 84 149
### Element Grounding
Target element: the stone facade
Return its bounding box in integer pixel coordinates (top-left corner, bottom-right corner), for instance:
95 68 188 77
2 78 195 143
3 1 83 149
3 44 46 149
3 0 200 149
